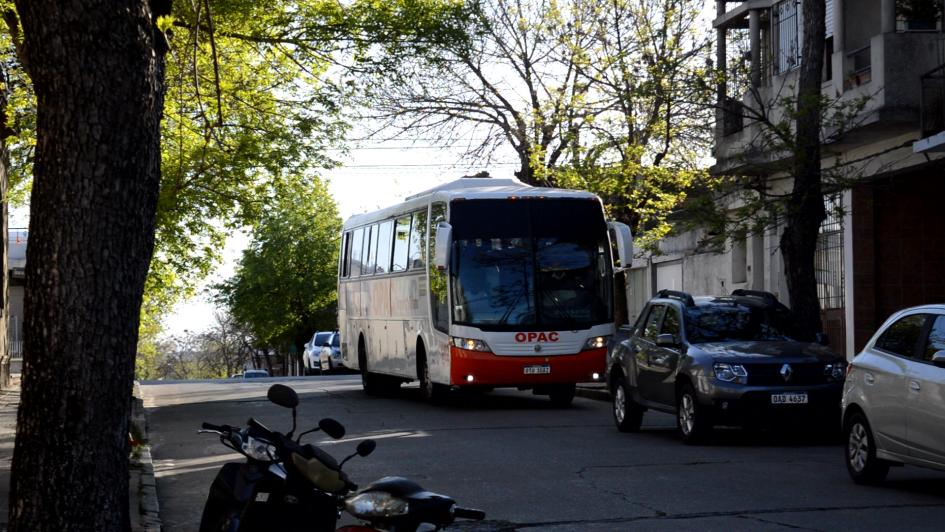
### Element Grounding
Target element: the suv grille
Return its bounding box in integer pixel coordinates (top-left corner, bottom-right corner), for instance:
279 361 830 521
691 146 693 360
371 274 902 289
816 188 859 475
743 363 828 386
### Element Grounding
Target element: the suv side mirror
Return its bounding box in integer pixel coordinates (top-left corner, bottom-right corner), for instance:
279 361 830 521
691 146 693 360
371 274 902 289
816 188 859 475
656 333 676 347
932 351 945 368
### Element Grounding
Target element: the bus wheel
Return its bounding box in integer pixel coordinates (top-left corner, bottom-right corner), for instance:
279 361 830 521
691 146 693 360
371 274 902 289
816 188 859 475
359 339 380 396
549 383 576 408
417 345 447 404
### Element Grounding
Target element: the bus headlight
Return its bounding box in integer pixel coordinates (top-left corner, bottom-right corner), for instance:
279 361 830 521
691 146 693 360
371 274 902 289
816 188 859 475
450 337 491 352
583 336 610 350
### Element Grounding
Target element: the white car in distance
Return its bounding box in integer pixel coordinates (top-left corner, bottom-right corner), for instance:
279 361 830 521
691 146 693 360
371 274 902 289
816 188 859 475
842 304 945 483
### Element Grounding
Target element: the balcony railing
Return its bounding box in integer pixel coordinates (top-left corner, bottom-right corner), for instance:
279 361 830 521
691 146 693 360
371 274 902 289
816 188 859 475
921 63 945 136
844 45 872 89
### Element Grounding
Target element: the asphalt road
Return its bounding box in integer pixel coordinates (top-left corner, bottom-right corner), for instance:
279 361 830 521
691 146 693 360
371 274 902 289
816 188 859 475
142 375 945 531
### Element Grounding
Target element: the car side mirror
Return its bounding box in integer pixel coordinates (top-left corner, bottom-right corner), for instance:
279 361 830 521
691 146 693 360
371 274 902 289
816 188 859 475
814 332 829 346
932 350 945 368
656 333 676 347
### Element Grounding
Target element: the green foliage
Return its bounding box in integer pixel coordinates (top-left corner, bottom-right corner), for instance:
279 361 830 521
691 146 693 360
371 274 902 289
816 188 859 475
217 179 341 353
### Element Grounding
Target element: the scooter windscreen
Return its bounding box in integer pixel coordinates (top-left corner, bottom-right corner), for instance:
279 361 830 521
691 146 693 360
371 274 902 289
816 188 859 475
290 450 348 493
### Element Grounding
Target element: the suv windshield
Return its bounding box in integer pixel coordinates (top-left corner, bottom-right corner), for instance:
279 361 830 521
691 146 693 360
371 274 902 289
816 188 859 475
684 303 795 343
331 333 340 348
449 198 612 330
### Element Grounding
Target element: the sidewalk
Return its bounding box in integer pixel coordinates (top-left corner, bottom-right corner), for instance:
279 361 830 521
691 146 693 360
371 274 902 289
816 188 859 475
0 378 21 530
0 378 160 532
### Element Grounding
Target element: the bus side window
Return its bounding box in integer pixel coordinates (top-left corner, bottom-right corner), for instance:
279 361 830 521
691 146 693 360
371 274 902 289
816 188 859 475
364 224 377 276
429 202 448 332
392 215 410 272
350 228 364 276
408 209 427 270
341 231 351 277
375 220 394 274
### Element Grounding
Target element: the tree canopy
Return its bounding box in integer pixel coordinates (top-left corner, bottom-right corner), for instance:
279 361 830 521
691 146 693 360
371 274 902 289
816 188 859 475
217 179 341 364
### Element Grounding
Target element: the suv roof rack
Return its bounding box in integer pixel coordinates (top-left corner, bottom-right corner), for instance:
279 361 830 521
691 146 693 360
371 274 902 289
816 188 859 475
730 289 779 304
656 289 695 306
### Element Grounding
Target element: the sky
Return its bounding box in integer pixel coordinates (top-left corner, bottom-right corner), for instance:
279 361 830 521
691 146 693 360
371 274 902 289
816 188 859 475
161 137 520 337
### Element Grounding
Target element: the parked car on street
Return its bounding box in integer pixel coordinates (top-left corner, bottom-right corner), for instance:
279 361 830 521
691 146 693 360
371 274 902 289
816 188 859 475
243 369 270 379
842 304 945 483
317 331 343 372
303 331 334 374
607 289 846 443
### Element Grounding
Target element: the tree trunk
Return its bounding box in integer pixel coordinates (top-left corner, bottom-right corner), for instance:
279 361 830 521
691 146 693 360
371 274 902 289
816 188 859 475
779 0 827 341
9 1 170 530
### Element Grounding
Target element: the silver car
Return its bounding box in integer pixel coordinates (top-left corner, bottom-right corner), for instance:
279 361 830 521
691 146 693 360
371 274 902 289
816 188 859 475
842 304 945 483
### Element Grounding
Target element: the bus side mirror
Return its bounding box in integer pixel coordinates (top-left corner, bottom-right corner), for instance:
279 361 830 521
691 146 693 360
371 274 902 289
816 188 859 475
433 222 452 271
608 221 633 270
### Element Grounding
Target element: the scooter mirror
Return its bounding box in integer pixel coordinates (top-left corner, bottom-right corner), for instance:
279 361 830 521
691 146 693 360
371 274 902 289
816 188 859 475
267 384 299 409
319 418 346 439
357 439 376 457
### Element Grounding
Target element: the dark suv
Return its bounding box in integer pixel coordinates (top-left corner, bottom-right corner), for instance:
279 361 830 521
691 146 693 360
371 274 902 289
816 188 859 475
606 289 846 443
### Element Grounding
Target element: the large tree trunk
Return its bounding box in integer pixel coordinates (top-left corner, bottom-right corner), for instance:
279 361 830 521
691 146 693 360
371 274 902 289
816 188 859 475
780 0 827 341
9 1 170 530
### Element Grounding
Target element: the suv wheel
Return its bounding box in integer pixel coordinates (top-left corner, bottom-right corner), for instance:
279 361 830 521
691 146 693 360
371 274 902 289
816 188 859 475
613 377 644 432
677 382 711 444
845 412 889 484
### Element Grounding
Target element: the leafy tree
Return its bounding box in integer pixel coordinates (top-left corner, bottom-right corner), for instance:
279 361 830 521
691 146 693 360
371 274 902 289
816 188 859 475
217 179 341 373
360 0 714 245
9 0 170 530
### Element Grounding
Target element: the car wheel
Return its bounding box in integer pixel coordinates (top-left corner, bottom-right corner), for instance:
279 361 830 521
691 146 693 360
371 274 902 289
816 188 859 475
613 377 644 432
677 382 712 444
845 412 889 484
548 383 576 408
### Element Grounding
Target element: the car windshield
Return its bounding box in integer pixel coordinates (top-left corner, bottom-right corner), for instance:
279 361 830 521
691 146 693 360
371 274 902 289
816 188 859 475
449 198 612 330
331 334 340 347
684 303 795 343
313 332 332 346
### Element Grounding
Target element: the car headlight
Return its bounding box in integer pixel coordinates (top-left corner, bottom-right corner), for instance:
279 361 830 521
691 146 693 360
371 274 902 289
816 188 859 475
450 336 491 352
583 336 610 350
824 362 846 382
345 491 410 518
242 436 275 461
713 362 748 384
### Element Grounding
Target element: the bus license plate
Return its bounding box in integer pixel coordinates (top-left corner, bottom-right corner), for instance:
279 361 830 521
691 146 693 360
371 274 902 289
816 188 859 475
771 392 808 404
524 365 551 375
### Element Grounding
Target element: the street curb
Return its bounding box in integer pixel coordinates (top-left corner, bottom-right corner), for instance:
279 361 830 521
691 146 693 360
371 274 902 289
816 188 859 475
575 385 610 402
130 382 162 532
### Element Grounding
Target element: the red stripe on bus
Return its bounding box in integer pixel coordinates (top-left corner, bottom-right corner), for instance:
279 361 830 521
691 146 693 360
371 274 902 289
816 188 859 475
449 347 607 387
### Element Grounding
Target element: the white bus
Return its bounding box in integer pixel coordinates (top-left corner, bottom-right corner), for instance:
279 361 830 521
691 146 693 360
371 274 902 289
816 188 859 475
337 176 632 405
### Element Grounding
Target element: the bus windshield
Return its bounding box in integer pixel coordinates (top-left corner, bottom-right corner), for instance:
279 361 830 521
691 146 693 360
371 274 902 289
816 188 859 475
449 198 612 330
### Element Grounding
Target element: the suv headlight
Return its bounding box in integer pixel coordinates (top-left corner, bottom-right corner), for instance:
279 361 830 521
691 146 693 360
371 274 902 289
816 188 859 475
583 336 610 350
824 362 846 382
450 336 491 352
345 492 410 518
713 363 748 384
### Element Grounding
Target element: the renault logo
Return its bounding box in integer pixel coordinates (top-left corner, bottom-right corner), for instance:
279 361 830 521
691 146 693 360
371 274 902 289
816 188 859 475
534 344 542 353
780 363 793 382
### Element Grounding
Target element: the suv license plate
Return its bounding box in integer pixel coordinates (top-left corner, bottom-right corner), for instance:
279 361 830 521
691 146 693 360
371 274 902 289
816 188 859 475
771 392 808 404
524 365 551 375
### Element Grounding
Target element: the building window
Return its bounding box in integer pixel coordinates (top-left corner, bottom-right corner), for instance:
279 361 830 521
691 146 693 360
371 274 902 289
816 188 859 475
775 0 802 74
815 201 844 310
897 0 943 32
